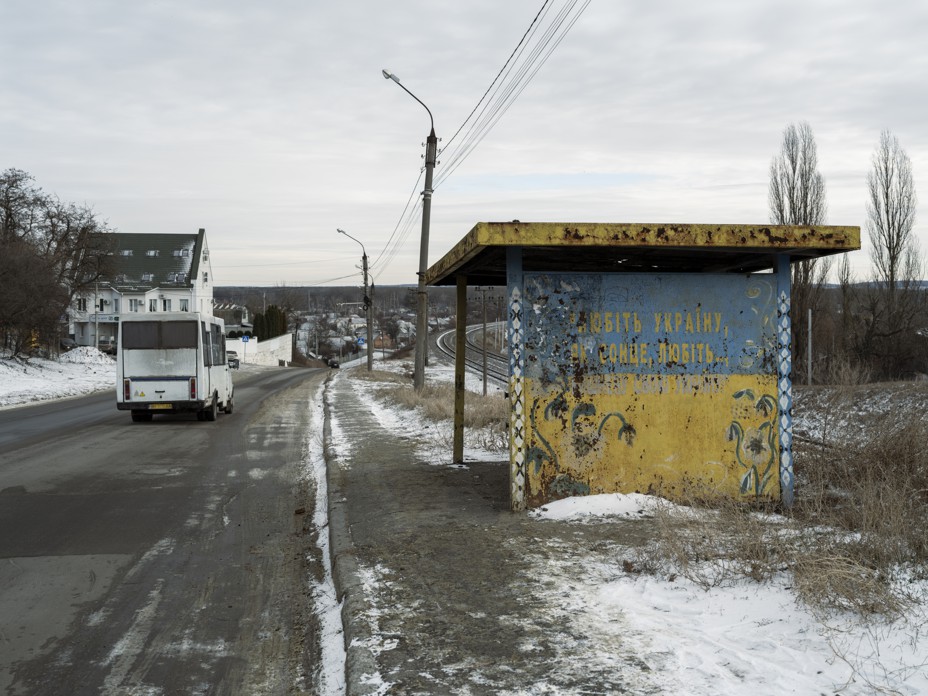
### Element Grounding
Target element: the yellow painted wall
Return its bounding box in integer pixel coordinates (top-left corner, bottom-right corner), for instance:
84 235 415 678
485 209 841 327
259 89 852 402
523 373 780 506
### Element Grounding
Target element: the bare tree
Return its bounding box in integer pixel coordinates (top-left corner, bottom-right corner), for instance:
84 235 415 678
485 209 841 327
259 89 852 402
0 169 115 356
0 169 43 244
0 239 70 355
868 130 920 300
837 254 853 348
857 130 924 377
768 122 829 381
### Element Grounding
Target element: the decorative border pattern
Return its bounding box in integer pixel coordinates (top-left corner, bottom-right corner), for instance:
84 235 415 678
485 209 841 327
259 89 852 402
509 285 526 510
776 258 794 507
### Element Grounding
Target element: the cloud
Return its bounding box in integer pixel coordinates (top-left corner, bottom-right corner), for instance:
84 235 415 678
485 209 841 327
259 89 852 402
2 0 926 285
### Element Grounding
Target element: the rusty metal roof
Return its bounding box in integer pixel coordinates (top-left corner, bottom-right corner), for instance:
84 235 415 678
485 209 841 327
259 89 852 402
425 222 860 286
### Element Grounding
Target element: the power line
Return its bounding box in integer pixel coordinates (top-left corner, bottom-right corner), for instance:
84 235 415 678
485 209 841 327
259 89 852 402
373 199 422 282
440 0 553 154
436 0 590 189
217 255 357 270
219 272 364 287
371 0 590 280
371 170 423 271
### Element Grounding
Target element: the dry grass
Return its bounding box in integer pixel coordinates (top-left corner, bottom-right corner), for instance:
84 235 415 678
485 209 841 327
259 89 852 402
354 368 928 616
350 368 509 451
826 354 873 386
794 405 928 568
792 554 910 618
633 494 793 589
636 494 925 618
636 393 928 618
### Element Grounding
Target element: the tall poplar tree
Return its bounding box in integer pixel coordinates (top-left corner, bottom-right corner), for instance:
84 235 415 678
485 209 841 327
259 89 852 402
768 122 828 381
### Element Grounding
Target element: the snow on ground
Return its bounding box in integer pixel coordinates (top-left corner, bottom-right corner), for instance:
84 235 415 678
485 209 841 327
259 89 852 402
0 348 116 408
335 357 928 696
532 497 928 695
0 348 270 410
6 349 928 693
337 352 507 465
792 382 928 445
306 381 348 695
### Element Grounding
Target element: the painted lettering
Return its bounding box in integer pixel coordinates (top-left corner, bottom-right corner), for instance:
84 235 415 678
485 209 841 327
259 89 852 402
634 375 671 394
571 342 587 365
574 310 641 335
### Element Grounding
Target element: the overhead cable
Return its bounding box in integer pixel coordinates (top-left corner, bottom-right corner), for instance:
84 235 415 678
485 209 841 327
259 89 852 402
436 0 590 189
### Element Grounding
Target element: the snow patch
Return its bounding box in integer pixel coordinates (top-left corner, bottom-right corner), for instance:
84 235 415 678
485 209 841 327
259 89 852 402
0 349 115 408
304 380 348 696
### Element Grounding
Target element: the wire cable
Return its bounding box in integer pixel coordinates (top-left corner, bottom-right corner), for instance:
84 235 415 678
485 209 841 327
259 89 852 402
371 0 590 280
373 198 422 281
440 0 553 154
371 169 423 271
437 0 556 177
436 0 590 189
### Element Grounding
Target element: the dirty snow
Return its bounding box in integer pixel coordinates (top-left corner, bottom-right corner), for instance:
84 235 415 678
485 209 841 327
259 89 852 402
0 347 115 408
531 497 928 695
6 349 928 694
793 382 928 446
332 357 928 696
305 380 348 696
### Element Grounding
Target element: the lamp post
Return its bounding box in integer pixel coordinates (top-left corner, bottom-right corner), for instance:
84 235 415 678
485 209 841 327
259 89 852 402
382 68 438 392
337 228 374 372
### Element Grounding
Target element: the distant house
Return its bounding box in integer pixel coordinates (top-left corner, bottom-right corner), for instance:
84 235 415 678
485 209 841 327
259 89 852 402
347 313 368 336
69 228 214 348
213 302 252 335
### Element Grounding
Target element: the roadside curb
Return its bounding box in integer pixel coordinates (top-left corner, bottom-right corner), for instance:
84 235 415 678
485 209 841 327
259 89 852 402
321 374 380 696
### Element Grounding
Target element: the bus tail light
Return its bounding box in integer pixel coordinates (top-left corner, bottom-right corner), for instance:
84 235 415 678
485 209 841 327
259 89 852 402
190 377 197 399
123 379 131 401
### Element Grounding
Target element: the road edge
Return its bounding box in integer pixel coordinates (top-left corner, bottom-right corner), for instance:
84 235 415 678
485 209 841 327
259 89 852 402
322 373 381 696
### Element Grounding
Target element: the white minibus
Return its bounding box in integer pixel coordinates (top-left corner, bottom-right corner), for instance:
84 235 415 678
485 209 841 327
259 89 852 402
116 312 234 422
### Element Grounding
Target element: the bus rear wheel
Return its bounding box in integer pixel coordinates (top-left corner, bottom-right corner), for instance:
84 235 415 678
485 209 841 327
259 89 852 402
205 395 218 422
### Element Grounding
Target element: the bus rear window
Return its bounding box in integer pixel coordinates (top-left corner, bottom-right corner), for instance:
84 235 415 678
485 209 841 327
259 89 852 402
122 321 198 349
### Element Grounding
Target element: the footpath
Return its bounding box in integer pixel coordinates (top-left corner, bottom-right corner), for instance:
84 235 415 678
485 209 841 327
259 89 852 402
322 371 662 695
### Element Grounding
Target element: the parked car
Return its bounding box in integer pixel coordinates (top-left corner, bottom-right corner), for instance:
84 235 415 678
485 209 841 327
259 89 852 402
98 338 117 355
227 350 240 369
327 358 340 368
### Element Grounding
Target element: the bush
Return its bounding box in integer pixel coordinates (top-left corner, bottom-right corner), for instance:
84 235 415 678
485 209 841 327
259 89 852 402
794 415 928 569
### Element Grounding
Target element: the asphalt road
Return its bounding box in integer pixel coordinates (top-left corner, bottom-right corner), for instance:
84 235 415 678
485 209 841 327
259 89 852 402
0 366 329 696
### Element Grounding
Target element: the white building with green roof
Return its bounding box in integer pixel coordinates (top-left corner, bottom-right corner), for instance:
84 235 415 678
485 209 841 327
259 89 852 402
70 228 214 349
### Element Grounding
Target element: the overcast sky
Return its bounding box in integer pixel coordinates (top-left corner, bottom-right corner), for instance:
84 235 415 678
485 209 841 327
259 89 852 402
2 0 926 286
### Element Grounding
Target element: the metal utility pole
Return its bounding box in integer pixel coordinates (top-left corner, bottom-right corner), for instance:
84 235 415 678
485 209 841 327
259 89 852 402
477 287 489 396
383 68 437 392
365 277 374 371
337 228 374 371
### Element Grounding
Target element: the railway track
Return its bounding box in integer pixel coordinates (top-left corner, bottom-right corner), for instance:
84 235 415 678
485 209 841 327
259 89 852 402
435 323 509 386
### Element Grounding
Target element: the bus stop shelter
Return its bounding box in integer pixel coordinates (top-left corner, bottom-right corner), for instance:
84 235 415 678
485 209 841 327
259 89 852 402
426 222 860 511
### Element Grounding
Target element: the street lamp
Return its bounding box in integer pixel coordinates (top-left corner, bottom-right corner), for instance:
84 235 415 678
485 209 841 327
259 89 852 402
337 228 374 372
382 68 438 392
